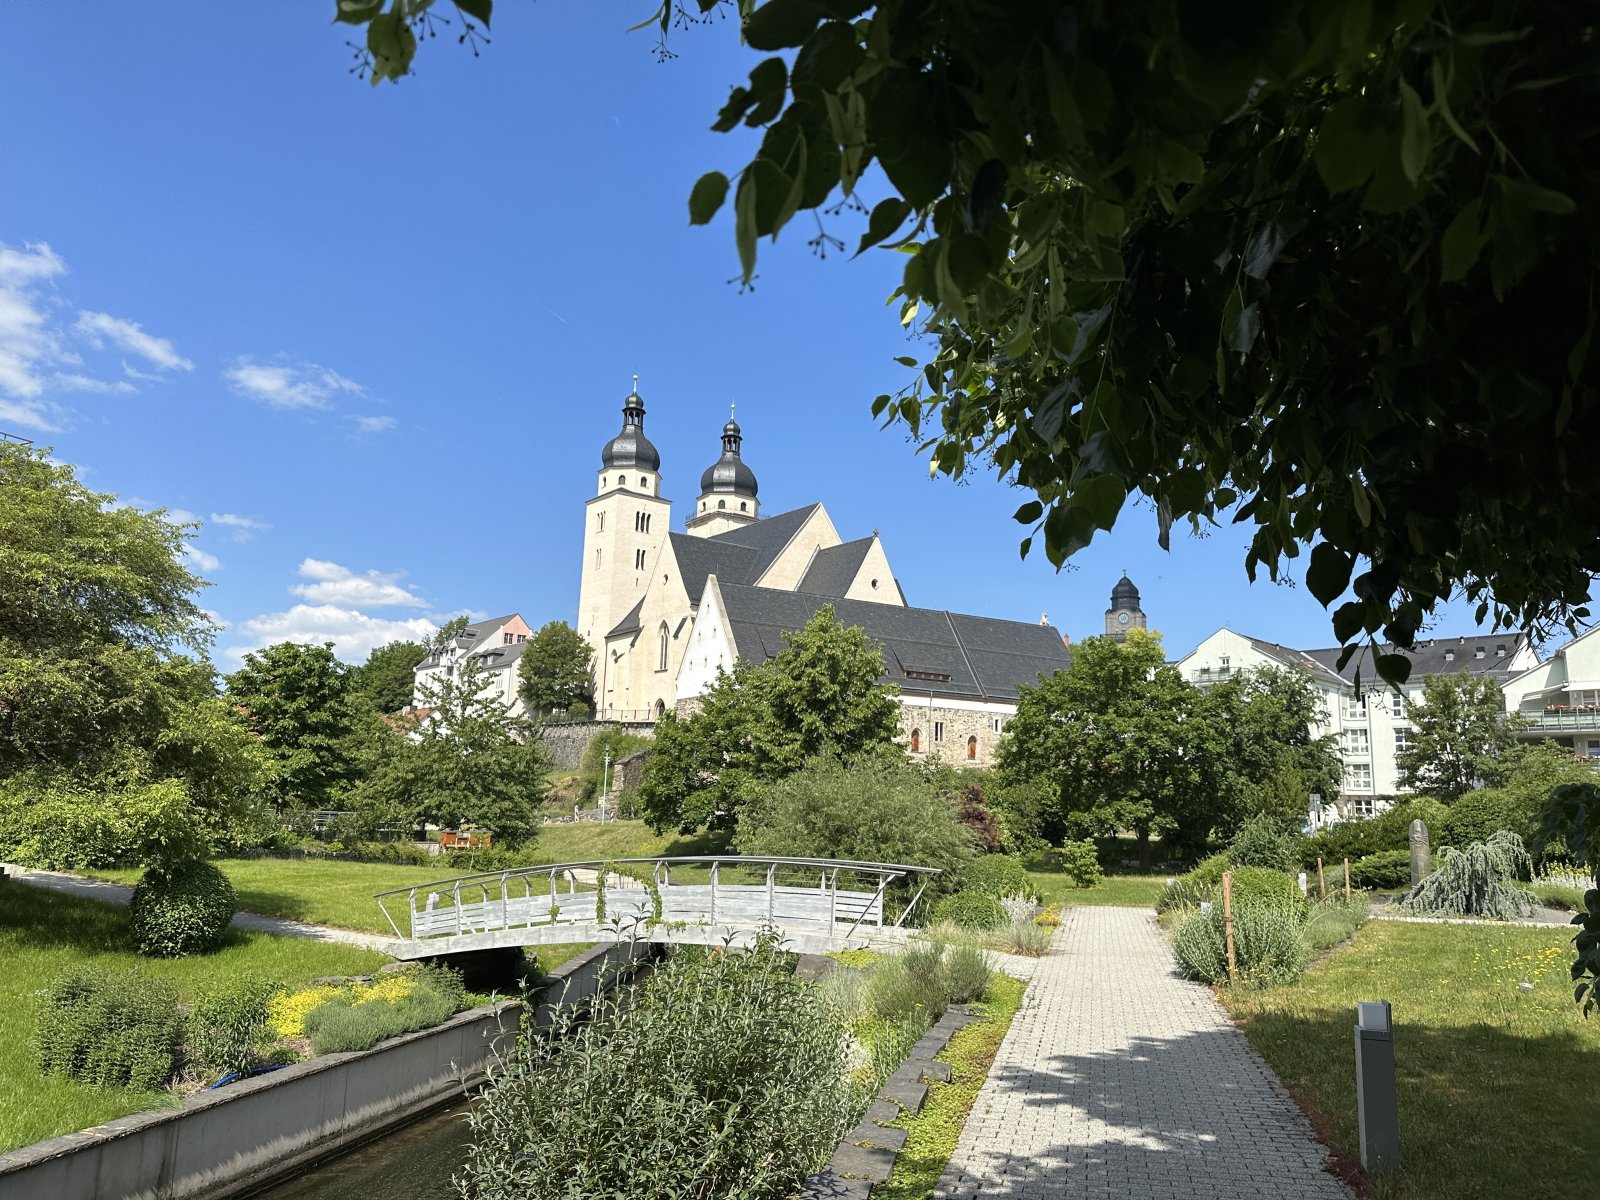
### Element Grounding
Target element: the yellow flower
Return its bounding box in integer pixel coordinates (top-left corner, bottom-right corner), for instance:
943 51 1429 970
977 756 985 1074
267 984 347 1038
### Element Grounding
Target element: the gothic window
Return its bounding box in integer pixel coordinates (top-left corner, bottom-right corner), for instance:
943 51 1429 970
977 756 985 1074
634 511 652 533
658 622 670 671
594 548 602 570
654 698 666 719
910 728 921 753
596 511 605 531
966 735 977 761
635 548 647 570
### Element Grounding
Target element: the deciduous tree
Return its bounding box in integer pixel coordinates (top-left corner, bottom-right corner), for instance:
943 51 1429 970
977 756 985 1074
1208 665 1343 832
517 621 596 716
225 642 362 812
1396 672 1528 801
352 639 428 714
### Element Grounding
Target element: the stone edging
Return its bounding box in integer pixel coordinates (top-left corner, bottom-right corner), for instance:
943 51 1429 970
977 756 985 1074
795 1002 982 1200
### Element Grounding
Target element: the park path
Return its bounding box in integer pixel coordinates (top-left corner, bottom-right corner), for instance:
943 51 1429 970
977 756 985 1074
2 865 396 953
936 906 1353 1200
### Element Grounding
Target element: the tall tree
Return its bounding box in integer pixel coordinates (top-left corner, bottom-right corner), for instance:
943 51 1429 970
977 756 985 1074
1396 672 1529 801
225 642 361 811
517 621 595 715
354 657 549 844
429 615 470 651
0 440 264 866
641 605 900 833
997 630 1232 865
343 1 1598 667
1207 665 1343 832
352 639 428 714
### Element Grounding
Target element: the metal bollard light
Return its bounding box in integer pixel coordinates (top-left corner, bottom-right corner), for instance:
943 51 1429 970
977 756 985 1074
1354 1001 1401 1171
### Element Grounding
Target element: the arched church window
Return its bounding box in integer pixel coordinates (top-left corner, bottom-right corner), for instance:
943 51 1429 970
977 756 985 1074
639 476 647 487
718 500 726 510
654 698 666 720
966 735 978 761
740 502 747 511
910 728 921 753
658 621 670 671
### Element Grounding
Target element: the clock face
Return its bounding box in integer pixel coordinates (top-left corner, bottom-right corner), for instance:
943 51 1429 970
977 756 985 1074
1117 612 1130 625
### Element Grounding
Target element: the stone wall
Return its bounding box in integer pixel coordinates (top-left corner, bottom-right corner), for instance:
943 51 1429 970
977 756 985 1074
898 702 1008 770
536 719 655 771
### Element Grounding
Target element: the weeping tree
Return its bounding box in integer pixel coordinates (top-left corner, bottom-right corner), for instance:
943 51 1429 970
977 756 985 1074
1400 829 1535 919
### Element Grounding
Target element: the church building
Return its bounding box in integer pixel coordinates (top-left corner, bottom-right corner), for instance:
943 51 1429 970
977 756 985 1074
575 382 1074 768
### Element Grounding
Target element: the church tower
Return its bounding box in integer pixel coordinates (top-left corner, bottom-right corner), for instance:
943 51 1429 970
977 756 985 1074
1105 574 1146 642
576 380 672 661
686 410 759 537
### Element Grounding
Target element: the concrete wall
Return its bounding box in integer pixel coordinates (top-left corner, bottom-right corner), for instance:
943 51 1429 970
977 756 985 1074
536 719 655 770
0 942 651 1200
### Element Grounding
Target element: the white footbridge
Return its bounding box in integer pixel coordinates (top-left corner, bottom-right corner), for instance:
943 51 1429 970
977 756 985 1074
375 855 941 960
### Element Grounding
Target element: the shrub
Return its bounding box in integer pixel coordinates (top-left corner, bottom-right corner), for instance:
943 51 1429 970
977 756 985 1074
1401 830 1537 919
461 936 856 1200
1302 896 1371 954
944 942 990 1002
1057 838 1104 887
1034 903 1063 928
963 855 1033 899
129 859 238 957
1172 904 1309 987
951 786 1005 854
1349 849 1414 890
301 965 466 1055
1228 866 1308 917
35 969 181 1090
1228 813 1297 872
991 915 1052 956
1188 853 1232 886
1296 797 1448 867
1439 788 1529 850
930 890 1006 930
187 977 283 1077
863 945 949 1023
1156 876 1213 914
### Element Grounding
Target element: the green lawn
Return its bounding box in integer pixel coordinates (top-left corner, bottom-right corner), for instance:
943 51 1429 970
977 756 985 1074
0 879 389 1154
1024 865 1168 908
1221 920 1598 1199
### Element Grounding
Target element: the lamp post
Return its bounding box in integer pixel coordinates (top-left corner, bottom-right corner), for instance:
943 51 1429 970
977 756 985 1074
602 752 612 823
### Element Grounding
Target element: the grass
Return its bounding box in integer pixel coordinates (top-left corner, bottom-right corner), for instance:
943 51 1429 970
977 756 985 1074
1530 882 1588 912
0 878 388 1154
1221 920 1599 1199
873 971 1027 1199
1023 863 1168 909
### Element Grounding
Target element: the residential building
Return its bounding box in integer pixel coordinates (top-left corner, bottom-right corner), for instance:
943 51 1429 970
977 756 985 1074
1501 627 1600 759
412 613 533 718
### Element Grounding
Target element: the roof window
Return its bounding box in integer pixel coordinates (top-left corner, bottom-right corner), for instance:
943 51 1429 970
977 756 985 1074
1474 647 1485 659
1496 644 1506 657
905 668 952 683
1444 649 1454 662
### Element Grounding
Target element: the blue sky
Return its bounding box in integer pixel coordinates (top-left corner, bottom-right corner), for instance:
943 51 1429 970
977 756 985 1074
0 3 1482 667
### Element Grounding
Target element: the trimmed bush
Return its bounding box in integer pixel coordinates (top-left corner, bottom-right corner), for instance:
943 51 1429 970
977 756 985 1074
35 968 181 1090
1057 839 1103 887
1439 789 1528 850
1188 853 1232 886
129 859 238 957
1228 814 1297 872
1154 852 1231 913
962 855 1033 899
930 890 1006 930
1349 849 1413 890
187 977 283 1077
1172 904 1309 987
1228 866 1308 917
1296 797 1448 867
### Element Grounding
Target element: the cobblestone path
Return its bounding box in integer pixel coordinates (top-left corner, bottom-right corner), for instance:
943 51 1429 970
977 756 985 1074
936 905 1353 1200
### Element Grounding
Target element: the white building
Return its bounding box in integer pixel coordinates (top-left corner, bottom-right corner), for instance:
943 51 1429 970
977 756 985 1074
1501 627 1600 760
412 613 534 718
1176 628 1536 819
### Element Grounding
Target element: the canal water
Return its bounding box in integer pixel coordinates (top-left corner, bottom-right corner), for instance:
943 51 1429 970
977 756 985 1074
249 1101 475 1200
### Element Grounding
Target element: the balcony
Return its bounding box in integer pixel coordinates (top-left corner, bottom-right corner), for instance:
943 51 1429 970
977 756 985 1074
1520 706 1600 735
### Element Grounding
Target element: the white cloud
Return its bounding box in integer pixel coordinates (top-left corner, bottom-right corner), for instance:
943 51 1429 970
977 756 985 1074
224 359 364 411
350 414 396 435
0 241 192 431
225 604 437 666
74 311 193 372
290 557 426 608
210 512 270 541
182 543 222 573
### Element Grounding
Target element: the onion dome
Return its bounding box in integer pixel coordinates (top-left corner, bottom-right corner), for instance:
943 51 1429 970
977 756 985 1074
1110 574 1140 608
599 384 661 472
699 416 758 497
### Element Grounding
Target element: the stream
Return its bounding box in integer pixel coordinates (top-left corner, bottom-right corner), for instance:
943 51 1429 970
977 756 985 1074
248 1101 475 1200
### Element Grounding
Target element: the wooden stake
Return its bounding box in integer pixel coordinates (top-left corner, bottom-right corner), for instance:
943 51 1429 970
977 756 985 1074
1318 857 1326 901
1221 869 1237 983
1344 857 1352 901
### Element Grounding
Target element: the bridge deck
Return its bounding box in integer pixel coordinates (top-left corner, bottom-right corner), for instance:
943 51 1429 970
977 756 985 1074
376 855 938 960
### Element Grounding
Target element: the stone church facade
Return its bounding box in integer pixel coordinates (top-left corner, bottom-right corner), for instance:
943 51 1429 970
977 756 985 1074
573 383 1075 767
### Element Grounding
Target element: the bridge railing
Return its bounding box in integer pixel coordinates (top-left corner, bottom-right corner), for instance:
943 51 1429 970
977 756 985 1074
373 855 942 945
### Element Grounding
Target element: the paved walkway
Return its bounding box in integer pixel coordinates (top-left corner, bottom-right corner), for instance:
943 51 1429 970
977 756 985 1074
2 865 396 953
936 906 1353 1200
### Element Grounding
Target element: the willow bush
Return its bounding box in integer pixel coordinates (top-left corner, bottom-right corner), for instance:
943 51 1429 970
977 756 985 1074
460 937 856 1200
1401 830 1537 919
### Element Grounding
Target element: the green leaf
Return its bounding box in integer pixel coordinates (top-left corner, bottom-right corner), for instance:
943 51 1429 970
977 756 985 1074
1227 302 1261 354
1493 173 1577 215
1154 140 1204 186
1032 380 1072 444
1398 79 1429 183
945 234 992 292
745 58 788 127
1306 543 1354 606
1073 475 1126 531
1014 500 1044 525
855 198 910 256
743 0 823 51
1439 198 1484 282
735 173 758 282
334 0 384 26
1314 97 1377 193
1351 478 1372 526
1375 653 1413 685
453 0 492 27
1244 221 1293 281
1430 57 1477 153
366 11 417 84
1332 602 1365 645
1019 536 1033 560
688 172 730 225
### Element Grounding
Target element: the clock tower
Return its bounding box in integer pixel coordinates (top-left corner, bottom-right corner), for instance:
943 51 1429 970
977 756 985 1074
1105 574 1146 642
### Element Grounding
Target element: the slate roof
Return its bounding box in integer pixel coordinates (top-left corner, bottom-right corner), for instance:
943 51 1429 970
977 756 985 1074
1303 634 1528 685
606 596 647 640
419 613 520 667
470 641 528 672
713 583 1072 702
797 536 875 598
668 504 826 605
1239 637 1350 688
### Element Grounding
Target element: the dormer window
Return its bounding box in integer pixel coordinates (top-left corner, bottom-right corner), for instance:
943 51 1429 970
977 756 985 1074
1496 645 1506 657
1474 647 1485 659
1444 649 1454 662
